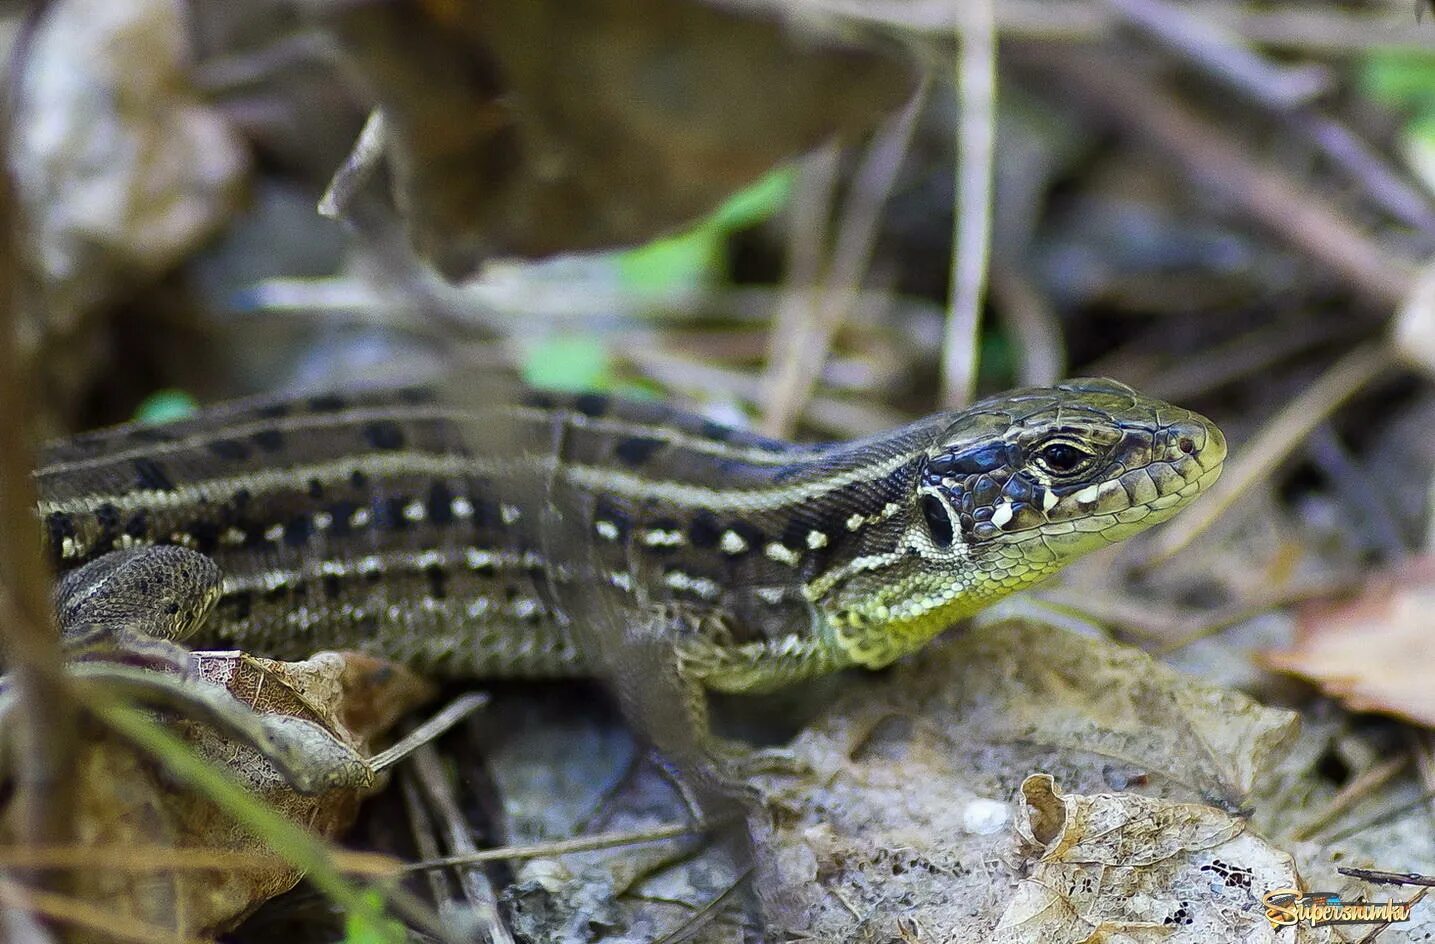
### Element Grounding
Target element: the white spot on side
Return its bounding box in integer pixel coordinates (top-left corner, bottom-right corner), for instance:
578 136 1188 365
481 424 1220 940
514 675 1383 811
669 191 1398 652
350 507 372 528
882 502 902 519
845 513 865 531
220 527 246 546
512 598 540 619
755 586 786 605
451 496 475 518
720 530 749 554
465 598 492 619
806 530 828 550
319 559 347 577
404 500 426 522
990 502 1014 528
60 536 78 559
170 532 196 549
766 542 801 566
465 547 494 570
1041 489 1058 513
1071 483 1103 505
357 555 383 576
610 571 634 591
595 520 620 541
264 523 285 543
313 511 333 530
415 549 445 569
500 503 522 525
663 570 721 600
642 529 684 547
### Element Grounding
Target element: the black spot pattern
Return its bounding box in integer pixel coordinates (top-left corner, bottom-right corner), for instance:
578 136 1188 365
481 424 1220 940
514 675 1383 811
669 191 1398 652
574 394 609 417
284 515 314 547
208 439 250 461
251 429 284 453
688 511 721 549
362 421 406 451
425 565 448 600
133 458 175 491
614 435 664 466
427 481 455 526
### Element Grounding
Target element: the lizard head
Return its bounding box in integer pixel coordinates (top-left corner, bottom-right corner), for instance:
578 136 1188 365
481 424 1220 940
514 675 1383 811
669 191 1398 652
815 378 1225 668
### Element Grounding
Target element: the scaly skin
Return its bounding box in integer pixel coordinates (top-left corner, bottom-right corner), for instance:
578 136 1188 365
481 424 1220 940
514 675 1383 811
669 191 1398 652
34 378 1226 696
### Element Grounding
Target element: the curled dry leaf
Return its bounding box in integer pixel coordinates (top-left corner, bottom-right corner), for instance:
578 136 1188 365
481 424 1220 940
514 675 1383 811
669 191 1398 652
995 775 1324 943
312 0 916 276
743 620 1298 939
0 649 431 940
15 0 248 415
1263 555 1435 727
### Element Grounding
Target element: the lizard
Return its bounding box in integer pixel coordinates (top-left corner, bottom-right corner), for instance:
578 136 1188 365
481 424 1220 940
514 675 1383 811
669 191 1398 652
32 376 1225 769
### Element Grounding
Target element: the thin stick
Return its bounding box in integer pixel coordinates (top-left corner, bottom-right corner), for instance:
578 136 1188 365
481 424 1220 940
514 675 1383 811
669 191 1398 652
1036 48 1417 307
0 876 209 944
760 92 924 436
0 1 77 923
401 821 705 872
1148 341 1391 563
1291 754 1410 841
942 0 996 408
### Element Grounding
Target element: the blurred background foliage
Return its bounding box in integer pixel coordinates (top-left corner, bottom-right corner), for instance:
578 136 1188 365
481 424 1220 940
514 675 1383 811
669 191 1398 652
9 0 1435 940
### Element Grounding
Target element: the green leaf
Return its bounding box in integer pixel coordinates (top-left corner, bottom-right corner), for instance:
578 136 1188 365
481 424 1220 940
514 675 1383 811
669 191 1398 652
617 228 723 292
343 891 407 944
1361 52 1435 112
617 165 795 292
134 389 199 424
522 335 615 392
707 165 796 231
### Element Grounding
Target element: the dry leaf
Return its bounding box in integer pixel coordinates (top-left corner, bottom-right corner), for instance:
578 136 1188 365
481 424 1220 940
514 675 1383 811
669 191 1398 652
313 0 915 276
0 649 431 939
994 775 1325 943
737 619 1300 940
1263 556 1435 727
15 0 248 417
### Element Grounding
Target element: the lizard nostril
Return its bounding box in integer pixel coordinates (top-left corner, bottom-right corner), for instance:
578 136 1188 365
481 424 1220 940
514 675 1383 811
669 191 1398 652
1177 437 1196 455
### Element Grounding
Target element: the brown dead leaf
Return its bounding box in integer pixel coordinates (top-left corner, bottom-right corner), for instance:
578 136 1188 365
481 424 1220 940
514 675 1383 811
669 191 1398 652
732 620 1301 940
15 0 249 422
1263 555 1435 727
313 0 916 276
0 649 431 940
994 775 1324 944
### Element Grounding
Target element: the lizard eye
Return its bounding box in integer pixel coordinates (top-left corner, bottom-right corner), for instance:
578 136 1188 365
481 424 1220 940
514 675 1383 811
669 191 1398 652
1034 440 1095 476
920 493 955 548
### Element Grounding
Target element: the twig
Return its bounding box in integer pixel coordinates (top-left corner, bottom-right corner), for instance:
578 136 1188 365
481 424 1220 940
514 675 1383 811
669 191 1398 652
368 692 488 772
760 145 840 436
760 91 923 436
1100 0 1435 236
319 107 387 221
0 876 207 944
1028 48 1419 308
1291 754 1410 842
408 743 516 944
942 0 995 409
809 0 1435 56
1146 340 1392 564
0 1 77 929
0 844 397 875
1100 0 1329 109
401 821 705 871
990 264 1064 385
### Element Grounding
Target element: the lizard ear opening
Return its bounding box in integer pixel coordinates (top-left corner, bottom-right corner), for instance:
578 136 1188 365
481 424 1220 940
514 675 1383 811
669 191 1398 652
920 493 955 548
